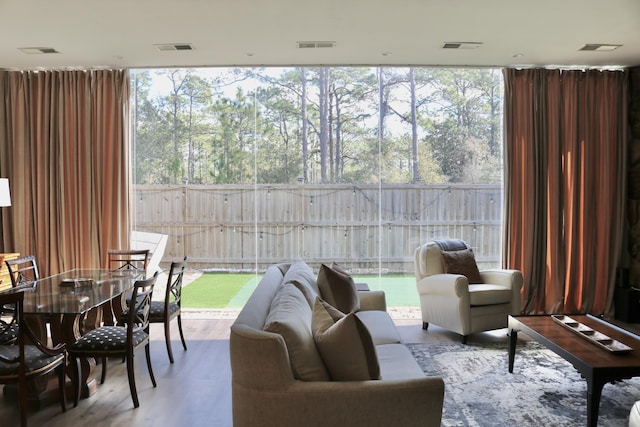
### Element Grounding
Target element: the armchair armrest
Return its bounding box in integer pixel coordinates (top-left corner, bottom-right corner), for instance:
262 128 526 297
480 269 523 314
479 269 523 290
416 274 469 298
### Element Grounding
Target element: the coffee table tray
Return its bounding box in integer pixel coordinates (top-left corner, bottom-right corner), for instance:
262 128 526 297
551 315 633 354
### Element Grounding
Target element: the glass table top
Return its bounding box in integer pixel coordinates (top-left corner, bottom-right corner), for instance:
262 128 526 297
14 269 144 315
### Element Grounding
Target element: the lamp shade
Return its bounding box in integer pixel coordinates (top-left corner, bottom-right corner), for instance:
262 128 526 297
0 178 11 207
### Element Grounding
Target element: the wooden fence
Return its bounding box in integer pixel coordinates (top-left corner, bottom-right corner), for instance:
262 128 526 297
134 183 503 273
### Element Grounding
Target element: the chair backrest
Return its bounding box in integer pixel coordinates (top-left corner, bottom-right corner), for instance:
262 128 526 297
0 287 52 365
125 272 158 339
5 255 39 287
108 249 150 273
0 290 24 359
0 290 20 345
165 257 187 307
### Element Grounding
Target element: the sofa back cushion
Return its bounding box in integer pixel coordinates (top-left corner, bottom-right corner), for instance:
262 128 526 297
234 265 286 330
283 260 321 307
264 282 330 381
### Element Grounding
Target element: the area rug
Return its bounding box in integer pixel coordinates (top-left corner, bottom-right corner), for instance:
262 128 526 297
407 341 640 427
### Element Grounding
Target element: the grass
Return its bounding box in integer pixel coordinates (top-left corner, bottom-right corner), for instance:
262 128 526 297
182 273 259 309
182 272 419 309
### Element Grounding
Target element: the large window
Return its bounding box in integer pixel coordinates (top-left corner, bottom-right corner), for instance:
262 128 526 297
130 67 503 273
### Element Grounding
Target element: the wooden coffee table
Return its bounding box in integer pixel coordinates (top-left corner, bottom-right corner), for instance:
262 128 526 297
508 314 640 427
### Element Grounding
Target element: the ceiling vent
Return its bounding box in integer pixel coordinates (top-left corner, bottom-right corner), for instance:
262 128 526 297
297 41 336 49
579 44 621 52
442 42 482 50
154 43 194 51
18 47 59 54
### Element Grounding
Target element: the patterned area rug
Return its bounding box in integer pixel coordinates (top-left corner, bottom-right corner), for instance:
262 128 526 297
407 341 640 427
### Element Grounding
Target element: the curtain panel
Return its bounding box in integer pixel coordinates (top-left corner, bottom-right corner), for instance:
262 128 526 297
0 69 131 276
503 68 628 316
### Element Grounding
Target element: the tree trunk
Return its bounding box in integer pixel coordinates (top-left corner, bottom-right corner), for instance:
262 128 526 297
300 68 308 183
319 67 329 183
410 67 419 183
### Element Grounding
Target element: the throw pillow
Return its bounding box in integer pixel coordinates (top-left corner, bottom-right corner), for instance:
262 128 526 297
311 298 380 381
263 283 330 381
440 248 483 284
317 263 360 313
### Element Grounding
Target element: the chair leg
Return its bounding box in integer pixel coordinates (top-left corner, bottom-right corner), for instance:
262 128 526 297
57 364 67 413
126 352 139 408
18 375 27 427
177 314 187 351
72 356 81 407
422 322 429 330
100 356 107 384
164 319 174 363
146 343 157 387
462 335 468 344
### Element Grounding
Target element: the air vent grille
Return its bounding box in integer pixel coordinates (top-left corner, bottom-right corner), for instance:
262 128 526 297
155 44 194 51
442 42 482 50
19 47 59 54
297 41 336 49
579 44 621 52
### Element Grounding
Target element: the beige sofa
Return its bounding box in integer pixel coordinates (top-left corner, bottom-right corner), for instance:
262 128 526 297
229 261 444 427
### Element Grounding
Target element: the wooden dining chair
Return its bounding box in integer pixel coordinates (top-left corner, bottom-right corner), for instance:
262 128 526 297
69 272 158 409
0 289 68 427
103 249 150 325
150 257 188 363
2 255 40 321
108 249 150 273
5 255 40 288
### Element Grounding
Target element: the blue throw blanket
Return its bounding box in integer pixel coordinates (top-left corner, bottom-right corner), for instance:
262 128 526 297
433 239 468 252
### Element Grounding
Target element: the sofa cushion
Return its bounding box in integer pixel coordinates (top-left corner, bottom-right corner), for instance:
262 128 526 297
317 263 360 313
355 310 402 345
264 283 330 381
376 344 426 380
440 248 482 284
312 298 380 381
284 260 321 307
468 284 512 306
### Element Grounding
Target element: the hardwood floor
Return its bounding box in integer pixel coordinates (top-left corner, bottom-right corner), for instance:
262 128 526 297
0 318 237 427
1 312 627 427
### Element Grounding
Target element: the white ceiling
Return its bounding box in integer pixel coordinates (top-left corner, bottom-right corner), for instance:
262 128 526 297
1 0 639 70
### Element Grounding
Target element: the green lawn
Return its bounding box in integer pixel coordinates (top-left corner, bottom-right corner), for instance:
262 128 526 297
182 272 419 309
182 273 259 308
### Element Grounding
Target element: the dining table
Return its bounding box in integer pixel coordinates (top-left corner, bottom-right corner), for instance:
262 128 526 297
15 268 143 404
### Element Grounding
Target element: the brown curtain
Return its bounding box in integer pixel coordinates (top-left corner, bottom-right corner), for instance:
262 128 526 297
503 68 627 316
0 69 131 276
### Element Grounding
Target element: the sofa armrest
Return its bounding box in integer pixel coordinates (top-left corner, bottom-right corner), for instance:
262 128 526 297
233 376 444 427
416 274 469 298
358 290 387 311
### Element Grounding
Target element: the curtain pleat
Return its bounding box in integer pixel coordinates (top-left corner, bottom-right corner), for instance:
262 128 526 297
0 69 130 276
503 68 627 316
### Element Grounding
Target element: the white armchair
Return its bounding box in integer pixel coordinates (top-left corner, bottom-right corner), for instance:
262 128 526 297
414 240 523 343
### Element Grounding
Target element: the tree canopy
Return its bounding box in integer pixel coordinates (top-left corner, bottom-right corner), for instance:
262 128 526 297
131 67 503 185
